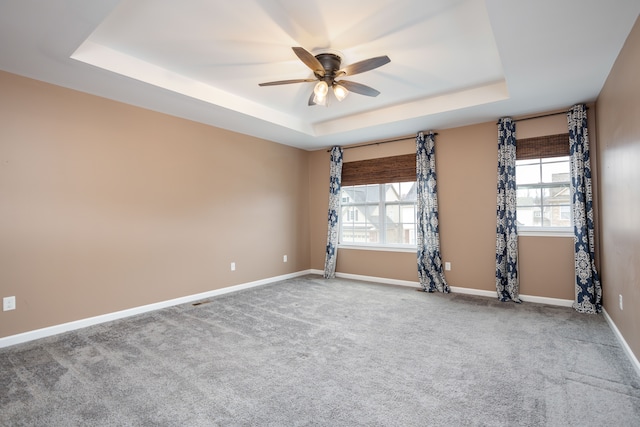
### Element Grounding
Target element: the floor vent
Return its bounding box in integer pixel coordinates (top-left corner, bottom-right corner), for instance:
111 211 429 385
192 300 211 306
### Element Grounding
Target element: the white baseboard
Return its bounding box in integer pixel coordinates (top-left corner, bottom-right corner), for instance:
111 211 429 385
518 294 574 307
317 271 574 307
450 285 573 307
449 286 496 298
603 308 640 378
336 271 419 288
311 269 418 288
0 270 313 349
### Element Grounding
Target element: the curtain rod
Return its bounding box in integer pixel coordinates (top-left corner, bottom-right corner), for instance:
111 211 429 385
330 106 589 151
326 132 438 152
498 107 589 124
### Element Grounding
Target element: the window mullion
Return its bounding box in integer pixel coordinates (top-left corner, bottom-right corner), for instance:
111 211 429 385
379 185 386 244
538 159 544 225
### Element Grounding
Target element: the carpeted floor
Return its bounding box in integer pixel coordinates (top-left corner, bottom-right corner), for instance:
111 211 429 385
1 275 639 426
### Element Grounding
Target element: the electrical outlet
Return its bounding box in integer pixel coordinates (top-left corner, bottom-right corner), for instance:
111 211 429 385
619 294 623 310
283 255 287 263
3 296 16 311
444 262 451 271
230 262 236 271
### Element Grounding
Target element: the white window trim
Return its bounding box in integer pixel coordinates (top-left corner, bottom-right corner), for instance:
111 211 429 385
517 227 573 237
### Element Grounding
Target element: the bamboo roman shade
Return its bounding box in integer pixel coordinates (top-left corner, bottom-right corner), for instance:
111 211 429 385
341 154 416 186
516 133 570 160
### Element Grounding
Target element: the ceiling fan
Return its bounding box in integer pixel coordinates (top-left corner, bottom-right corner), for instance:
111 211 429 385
258 47 390 106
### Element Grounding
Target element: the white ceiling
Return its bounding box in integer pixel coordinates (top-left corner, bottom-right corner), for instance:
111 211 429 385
1 0 639 150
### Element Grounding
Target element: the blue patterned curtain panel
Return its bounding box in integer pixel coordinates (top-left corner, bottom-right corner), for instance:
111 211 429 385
568 104 602 313
324 146 343 279
416 132 449 293
495 118 521 302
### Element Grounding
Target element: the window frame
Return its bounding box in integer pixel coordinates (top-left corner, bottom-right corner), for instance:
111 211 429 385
516 156 573 236
339 181 418 250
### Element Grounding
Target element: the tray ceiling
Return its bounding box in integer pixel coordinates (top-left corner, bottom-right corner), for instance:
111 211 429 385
1 0 639 149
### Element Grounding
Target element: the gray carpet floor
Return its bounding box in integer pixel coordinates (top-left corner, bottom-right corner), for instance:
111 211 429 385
1 275 639 426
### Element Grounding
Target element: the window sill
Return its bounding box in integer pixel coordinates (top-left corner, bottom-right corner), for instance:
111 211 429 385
518 229 573 237
337 244 417 253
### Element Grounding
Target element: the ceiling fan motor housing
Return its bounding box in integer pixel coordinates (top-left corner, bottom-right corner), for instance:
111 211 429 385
314 53 343 83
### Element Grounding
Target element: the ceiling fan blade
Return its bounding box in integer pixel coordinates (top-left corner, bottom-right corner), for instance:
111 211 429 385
337 80 381 97
292 47 325 76
340 55 390 76
258 78 317 86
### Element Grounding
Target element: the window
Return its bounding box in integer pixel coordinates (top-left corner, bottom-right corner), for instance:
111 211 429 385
339 153 417 248
515 133 571 233
340 182 417 246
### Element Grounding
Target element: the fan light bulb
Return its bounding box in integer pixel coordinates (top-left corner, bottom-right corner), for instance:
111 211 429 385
333 84 348 101
314 81 329 97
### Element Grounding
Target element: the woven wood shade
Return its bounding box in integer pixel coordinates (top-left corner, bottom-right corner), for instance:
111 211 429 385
516 133 570 160
341 154 416 186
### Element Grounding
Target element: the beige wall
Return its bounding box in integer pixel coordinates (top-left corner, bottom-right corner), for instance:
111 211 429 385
0 71 310 338
308 120 576 299
595 16 640 361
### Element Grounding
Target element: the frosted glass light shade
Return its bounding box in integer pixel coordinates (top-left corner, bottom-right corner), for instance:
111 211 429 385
313 92 328 106
314 81 329 97
333 84 348 101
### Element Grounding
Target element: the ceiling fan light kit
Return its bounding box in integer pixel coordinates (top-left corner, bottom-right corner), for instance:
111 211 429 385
259 47 390 107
